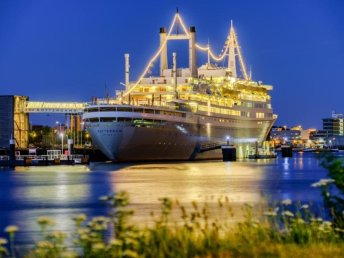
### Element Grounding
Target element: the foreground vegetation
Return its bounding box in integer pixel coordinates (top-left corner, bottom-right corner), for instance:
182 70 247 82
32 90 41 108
1 155 344 257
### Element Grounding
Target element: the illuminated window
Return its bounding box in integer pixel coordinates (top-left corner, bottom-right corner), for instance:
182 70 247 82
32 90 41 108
256 112 265 118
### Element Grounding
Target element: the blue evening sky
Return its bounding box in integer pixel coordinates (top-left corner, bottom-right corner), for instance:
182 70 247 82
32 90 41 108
0 0 343 128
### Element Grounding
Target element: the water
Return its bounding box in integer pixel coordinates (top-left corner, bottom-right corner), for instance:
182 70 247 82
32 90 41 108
0 153 334 246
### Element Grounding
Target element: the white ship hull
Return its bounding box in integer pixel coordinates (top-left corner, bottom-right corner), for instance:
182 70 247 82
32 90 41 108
84 108 275 161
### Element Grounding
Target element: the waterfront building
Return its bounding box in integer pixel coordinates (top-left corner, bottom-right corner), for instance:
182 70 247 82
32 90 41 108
322 112 344 136
270 126 301 144
311 112 344 147
0 95 29 149
270 126 316 147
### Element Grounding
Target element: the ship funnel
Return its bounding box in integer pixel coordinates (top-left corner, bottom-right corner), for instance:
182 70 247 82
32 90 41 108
160 27 168 75
124 53 130 89
189 26 197 77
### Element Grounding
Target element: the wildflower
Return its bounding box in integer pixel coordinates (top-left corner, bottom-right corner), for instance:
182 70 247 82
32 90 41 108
79 233 89 241
37 216 55 226
99 195 109 201
301 204 309 209
36 241 54 249
93 216 109 223
311 178 335 187
295 218 305 224
323 221 332 227
282 199 292 205
0 238 7 245
77 228 90 235
48 231 67 240
123 250 139 258
282 211 294 217
92 242 106 251
109 238 123 246
73 214 87 223
335 228 344 233
5 225 18 234
264 211 277 217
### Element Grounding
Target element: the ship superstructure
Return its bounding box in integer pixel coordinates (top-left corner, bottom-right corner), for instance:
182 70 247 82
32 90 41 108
83 12 277 161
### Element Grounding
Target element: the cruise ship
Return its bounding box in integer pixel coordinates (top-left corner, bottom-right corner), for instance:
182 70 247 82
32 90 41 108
82 12 277 161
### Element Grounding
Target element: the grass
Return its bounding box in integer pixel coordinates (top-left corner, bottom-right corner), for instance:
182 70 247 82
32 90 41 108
0 192 343 258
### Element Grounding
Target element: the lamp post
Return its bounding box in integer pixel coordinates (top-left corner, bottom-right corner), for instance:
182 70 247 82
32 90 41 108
56 121 63 154
60 133 64 154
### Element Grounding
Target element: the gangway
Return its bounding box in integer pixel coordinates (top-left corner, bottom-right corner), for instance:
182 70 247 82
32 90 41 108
25 101 87 114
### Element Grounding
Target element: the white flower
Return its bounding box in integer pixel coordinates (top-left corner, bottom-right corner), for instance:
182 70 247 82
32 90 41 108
5 225 19 233
264 211 277 217
282 211 294 217
99 196 109 201
335 228 344 233
311 179 335 187
295 218 305 224
323 221 332 227
282 199 292 205
301 204 309 209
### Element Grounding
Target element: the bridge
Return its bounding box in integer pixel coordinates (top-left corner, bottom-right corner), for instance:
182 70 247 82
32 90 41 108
25 101 87 114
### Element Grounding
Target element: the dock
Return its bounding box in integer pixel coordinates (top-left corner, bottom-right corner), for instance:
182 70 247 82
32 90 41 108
0 153 89 167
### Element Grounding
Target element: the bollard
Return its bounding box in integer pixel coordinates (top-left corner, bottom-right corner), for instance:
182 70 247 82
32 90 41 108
9 138 15 167
221 145 236 161
281 145 293 157
54 158 61 165
24 157 32 166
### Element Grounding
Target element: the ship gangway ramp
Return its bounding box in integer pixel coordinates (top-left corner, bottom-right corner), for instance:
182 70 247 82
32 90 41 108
25 101 87 114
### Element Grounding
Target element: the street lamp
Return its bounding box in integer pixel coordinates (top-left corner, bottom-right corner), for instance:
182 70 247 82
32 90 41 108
226 136 230 145
56 121 61 132
56 121 63 154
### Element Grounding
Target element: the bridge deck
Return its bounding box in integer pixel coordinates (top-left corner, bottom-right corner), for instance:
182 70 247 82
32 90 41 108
25 101 87 113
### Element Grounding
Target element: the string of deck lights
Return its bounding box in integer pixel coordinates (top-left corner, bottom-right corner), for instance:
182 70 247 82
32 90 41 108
122 13 248 98
122 13 180 97
195 43 229 62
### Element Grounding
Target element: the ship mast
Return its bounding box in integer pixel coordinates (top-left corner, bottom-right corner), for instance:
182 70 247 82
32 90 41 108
231 22 249 80
195 20 249 80
228 20 237 77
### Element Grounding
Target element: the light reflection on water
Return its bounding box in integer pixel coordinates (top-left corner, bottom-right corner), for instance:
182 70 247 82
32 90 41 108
0 153 333 245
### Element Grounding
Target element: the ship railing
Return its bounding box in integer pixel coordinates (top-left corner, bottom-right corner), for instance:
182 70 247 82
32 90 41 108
15 154 88 161
16 155 44 160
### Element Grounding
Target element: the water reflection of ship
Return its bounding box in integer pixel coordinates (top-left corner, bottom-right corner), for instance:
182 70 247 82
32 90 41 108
83 11 277 161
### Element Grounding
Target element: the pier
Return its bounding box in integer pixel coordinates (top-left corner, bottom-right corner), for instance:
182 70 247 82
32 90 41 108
0 152 89 167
